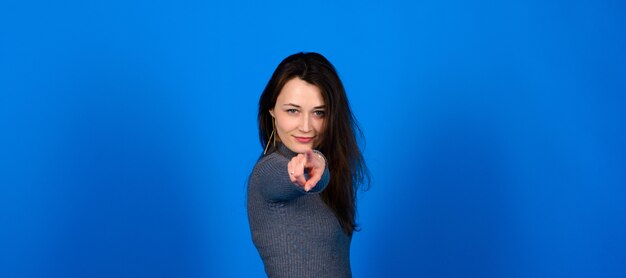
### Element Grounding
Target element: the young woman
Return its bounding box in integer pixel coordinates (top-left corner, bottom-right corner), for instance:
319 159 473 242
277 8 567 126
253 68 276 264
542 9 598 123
247 52 369 278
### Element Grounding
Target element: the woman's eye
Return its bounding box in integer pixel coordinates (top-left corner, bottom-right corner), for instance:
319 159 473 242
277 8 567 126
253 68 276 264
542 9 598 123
286 109 298 114
314 110 326 117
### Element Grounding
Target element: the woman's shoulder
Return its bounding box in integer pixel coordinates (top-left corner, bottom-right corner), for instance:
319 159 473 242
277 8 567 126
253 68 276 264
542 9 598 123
253 151 289 172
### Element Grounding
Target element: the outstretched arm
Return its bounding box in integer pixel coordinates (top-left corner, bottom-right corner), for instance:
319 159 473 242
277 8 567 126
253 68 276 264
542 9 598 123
255 150 329 202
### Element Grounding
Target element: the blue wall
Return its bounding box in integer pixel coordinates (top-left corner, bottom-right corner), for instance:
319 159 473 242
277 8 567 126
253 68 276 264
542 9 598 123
2 0 625 277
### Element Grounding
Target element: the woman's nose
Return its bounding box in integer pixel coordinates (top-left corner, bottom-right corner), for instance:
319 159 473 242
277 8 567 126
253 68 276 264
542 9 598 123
299 114 312 132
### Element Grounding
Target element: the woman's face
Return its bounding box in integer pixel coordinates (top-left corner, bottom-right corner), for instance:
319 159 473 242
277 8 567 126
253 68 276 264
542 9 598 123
270 77 326 154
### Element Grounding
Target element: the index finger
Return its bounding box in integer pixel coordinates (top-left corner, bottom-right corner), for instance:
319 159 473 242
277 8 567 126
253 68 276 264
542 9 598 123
305 149 323 167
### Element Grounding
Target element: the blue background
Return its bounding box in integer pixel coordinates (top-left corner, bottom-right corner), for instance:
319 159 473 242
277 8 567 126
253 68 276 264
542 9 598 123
2 0 625 277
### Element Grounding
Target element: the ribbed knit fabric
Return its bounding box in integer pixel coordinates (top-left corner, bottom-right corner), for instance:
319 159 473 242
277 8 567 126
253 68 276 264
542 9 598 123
247 143 352 278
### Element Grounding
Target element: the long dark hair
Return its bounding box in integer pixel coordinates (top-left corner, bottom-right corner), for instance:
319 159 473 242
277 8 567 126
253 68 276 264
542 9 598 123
258 52 370 236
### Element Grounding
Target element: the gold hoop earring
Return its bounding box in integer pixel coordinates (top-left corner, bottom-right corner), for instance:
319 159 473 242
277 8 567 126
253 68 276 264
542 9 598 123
263 120 276 155
263 130 274 155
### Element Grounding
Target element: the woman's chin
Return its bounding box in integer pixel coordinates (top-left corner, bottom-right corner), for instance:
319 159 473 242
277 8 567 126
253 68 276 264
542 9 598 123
285 142 312 154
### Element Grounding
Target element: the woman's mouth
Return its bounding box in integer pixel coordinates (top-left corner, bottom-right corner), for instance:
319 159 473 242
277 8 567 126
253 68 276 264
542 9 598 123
294 136 314 143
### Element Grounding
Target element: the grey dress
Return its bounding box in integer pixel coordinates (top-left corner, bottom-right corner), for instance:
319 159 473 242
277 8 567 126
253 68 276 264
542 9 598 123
247 143 352 278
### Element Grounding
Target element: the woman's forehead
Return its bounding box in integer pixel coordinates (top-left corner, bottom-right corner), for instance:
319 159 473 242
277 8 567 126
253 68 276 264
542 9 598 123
277 78 324 107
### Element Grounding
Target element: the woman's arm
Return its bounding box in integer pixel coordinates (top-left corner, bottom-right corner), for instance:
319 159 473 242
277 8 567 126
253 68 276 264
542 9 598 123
255 151 330 202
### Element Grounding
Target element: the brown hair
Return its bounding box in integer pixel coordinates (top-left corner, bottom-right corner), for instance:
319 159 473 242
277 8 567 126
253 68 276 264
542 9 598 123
258 52 370 236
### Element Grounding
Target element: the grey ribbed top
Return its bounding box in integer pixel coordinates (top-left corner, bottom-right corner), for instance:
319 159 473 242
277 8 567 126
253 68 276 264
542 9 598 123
247 144 352 278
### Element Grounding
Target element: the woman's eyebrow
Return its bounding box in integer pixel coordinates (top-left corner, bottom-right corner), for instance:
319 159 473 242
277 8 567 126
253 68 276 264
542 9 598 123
283 103 326 109
283 103 301 108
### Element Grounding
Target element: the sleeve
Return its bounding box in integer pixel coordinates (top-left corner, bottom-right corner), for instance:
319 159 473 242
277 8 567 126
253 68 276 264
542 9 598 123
255 152 330 202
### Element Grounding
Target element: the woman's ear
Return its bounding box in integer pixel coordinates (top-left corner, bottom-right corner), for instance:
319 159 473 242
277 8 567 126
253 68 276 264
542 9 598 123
269 109 275 118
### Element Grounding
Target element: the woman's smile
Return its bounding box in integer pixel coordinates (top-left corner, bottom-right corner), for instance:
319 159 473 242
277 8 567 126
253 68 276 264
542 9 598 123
294 136 314 143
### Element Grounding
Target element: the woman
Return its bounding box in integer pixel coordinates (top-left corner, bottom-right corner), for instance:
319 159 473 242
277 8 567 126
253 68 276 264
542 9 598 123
247 52 369 278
